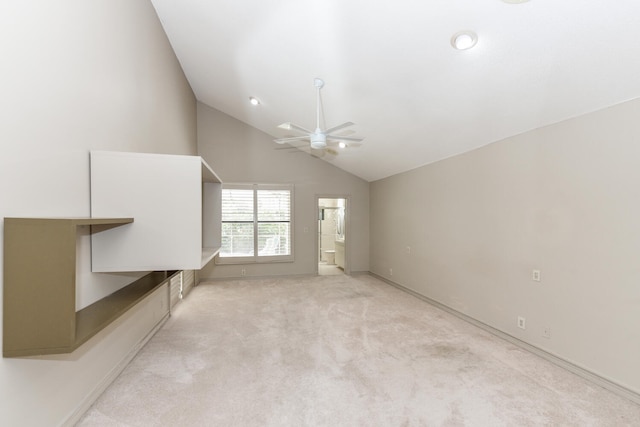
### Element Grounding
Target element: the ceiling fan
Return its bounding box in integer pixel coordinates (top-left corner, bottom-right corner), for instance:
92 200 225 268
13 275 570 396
274 78 364 152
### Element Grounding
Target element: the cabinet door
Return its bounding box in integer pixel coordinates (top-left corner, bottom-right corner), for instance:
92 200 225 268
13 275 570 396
335 243 345 268
90 151 221 272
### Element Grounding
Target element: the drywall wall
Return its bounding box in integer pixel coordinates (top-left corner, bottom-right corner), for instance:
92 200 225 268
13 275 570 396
370 97 640 395
0 0 196 425
197 103 370 278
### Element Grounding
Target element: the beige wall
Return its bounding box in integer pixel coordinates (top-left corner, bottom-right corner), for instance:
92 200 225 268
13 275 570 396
0 1 196 425
370 97 640 395
197 103 370 278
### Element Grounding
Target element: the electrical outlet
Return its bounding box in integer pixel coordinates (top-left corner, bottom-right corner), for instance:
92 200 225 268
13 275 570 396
517 316 526 329
389 268 393 276
543 327 551 339
241 268 246 276
532 269 541 282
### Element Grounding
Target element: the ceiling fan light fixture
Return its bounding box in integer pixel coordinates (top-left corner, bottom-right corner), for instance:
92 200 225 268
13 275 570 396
310 132 327 149
273 79 364 153
451 31 478 50
249 96 260 106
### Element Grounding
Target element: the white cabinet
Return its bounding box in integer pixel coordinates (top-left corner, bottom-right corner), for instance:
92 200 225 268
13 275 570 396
90 151 222 272
334 240 345 269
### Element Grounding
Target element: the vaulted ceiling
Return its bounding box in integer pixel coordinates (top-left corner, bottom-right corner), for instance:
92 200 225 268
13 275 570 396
150 0 640 182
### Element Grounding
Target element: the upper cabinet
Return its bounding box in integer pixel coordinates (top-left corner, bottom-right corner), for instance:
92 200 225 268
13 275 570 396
90 151 222 272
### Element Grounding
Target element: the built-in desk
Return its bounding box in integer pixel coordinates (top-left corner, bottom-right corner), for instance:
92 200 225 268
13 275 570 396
2 217 177 357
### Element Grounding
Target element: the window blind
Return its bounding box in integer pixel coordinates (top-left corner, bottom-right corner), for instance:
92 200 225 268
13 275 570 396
219 184 293 262
221 189 255 257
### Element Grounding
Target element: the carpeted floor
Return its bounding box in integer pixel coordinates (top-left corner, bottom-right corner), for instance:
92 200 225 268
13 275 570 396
318 262 344 276
77 274 640 426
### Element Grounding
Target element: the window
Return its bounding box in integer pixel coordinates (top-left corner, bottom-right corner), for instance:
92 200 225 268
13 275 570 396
219 184 293 263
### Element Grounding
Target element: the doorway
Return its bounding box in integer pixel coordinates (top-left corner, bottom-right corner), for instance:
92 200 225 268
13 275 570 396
317 197 347 276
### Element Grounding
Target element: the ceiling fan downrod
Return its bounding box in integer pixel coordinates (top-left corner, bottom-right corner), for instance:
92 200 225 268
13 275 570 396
312 78 327 149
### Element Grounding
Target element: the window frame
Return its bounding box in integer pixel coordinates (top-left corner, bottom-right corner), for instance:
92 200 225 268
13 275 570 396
216 183 294 265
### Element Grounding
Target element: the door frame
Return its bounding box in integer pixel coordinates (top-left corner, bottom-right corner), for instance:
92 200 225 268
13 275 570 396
315 194 351 275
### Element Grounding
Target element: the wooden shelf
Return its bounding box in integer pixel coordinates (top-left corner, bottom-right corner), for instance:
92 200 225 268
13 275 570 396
1 218 177 357
201 247 221 267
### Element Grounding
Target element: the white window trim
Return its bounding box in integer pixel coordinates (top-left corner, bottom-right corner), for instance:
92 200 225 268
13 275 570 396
216 183 294 265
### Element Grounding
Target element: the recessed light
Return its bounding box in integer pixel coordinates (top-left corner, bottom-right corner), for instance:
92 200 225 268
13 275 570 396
451 31 478 50
338 142 347 149
249 97 260 106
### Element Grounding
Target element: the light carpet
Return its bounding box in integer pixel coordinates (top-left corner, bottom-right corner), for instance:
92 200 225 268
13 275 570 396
318 262 344 276
77 274 640 426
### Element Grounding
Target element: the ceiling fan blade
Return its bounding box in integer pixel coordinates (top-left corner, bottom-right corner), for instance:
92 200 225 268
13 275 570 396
326 135 363 142
275 145 321 159
278 122 313 134
277 80 365 155
310 148 326 158
333 141 363 148
324 122 354 135
274 136 310 144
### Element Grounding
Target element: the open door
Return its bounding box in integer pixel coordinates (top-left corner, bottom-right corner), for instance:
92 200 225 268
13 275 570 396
317 197 347 276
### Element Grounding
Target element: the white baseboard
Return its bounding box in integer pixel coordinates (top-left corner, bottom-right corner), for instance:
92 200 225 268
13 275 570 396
370 272 640 406
349 270 370 276
61 313 170 427
201 270 371 282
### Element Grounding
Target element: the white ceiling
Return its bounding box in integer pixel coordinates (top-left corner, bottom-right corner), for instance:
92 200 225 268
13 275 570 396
150 0 640 182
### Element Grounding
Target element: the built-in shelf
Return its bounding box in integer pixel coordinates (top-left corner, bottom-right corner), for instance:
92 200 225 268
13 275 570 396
90 151 222 272
201 247 221 267
1 217 174 357
74 270 177 350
